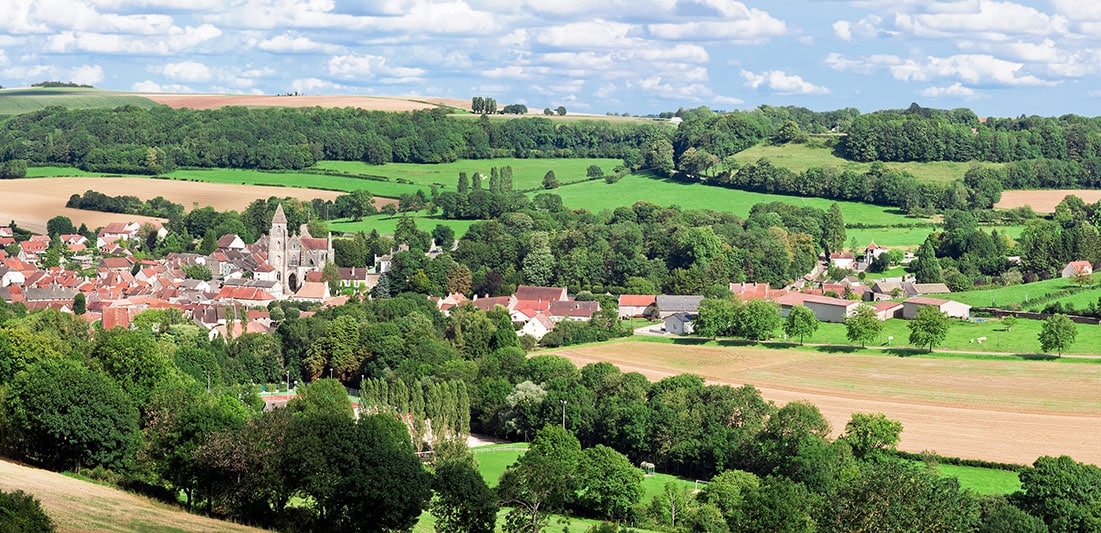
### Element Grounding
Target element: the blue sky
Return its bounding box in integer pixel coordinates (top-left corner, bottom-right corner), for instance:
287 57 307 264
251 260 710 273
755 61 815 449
0 0 1098 117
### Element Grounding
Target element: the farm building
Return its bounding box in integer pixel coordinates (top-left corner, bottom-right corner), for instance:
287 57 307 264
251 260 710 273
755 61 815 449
902 297 971 320
664 313 694 335
873 301 904 320
618 294 656 318
802 295 862 323
656 295 703 318
1062 261 1093 278
829 252 855 270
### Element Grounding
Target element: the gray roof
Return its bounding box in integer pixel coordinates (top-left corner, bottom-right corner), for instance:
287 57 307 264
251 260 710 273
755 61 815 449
23 287 78 301
656 295 704 313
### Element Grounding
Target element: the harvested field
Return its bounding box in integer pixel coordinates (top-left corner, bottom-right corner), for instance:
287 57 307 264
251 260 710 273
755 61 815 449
0 177 344 234
996 189 1101 213
0 459 263 532
141 93 468 112
550 340 1101 466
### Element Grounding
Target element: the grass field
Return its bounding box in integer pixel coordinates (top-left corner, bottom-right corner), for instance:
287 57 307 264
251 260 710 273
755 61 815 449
25 166 116 178
943 274 1100 309
162 168 424 198
732 142 1005 184
937 464 1021 495
549 172 922 226
329 213 477 236
315 157 623 192
0 88 158 114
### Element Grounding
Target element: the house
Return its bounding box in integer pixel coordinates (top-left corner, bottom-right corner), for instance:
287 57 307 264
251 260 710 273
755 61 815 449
0 265 25 287
802 295 862 323
864 241 888 263
339 267 378 290
902 297 971 320
664 313 694 335
829 252 855 270
618 294 656 318
100 256 135 272
471 294 516 312
655 295 704 318
1062 261 1093 279
514 285 568 302
216 234 247 251
520 312 555 340
728 282 788 301
873 301 904 321
548 300 599 321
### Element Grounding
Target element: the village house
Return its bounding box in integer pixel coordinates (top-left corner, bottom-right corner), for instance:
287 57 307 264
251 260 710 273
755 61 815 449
655 295 704 318
617 294 656 318
664 313 694 335
548 300 599 321
728 282 788 301
902 297 972 320
520 312 555 340
828 252 855 270
1062 261 1093 279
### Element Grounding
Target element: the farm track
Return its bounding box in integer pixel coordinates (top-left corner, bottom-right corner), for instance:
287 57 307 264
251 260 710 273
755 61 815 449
550 340 1101 466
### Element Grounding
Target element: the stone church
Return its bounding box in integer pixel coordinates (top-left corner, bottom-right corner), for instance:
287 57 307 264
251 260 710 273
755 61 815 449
260 204 334 295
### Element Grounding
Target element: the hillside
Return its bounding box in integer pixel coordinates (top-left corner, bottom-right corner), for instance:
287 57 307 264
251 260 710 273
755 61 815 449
0 458 264 532
0 88 158 114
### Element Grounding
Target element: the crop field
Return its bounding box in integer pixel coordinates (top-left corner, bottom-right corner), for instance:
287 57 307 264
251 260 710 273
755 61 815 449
0 459 262 532
315 157 623 191
162 168 420 199
550 172 922 226
996 189 1101 213
550 339 1101 465
0 177 345 234
732 143 1005 184
141 93 469 112
0 88 158 115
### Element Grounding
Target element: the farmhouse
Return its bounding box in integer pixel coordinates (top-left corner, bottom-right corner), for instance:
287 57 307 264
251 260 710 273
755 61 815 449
655 295 703 318
902 297 971 320
548 300 599 321
520 312 555 340
1062 261 1093 279
728 282 788 301
664 313 694 335
828 252 855 270
618 294 656 318
801 295 861 323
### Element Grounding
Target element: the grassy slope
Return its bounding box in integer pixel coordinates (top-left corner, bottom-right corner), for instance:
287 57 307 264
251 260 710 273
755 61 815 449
316 158 623 192
943 274 1100 309
0 88 158 114
732 142 1005 184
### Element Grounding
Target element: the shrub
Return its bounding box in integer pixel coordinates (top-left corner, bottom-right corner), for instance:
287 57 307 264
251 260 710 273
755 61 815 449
0 489 55 532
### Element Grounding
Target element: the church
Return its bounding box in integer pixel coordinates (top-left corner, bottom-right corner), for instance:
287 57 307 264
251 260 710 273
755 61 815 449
260 204 334 295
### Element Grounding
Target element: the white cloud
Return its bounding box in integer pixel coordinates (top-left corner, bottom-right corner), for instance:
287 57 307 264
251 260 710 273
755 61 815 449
741 69 830 95
131 80 193 92
536 20 638 49
161 60 211 82
895 1 1068 39
257 33 343 54
711 94 744 106
825 52 902 74
890 54 1055 86
290 77 344 94
647 6 786 42
919 82 981 98
48 24 222 54
833 20 853 41
832 15 893 42
327 53 424 82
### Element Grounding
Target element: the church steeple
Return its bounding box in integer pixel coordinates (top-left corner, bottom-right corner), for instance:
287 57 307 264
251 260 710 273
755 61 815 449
272 203 288 225
270 204 288 291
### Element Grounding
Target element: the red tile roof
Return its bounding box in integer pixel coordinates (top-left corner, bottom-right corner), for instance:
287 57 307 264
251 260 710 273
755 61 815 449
618 294 656 307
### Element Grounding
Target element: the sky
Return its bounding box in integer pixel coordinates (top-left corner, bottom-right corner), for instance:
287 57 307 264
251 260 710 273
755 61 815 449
0 0 1098 117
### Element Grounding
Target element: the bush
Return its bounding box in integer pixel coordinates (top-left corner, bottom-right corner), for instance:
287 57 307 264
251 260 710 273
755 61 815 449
0 489 55 532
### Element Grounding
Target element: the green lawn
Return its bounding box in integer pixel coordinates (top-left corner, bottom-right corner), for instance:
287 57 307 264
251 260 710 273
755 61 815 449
549 172 922 227
315 157 623 192
329 213 477 237
732 142 1005 184
0 88 158 114
937 464 1022 495
471 444 529 487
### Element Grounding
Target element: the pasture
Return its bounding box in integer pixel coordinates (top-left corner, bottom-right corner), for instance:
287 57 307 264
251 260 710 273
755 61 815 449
550 339 1101 466
0 88 157 115
732 143 1004 184
943 274 1100 309
315 157 623 191
0 459 262 532
162 168 421 198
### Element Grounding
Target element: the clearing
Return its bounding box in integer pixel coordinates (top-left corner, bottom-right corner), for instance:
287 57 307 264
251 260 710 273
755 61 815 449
549 340 1101 466
0 177 345 234
0 459 262 532
996 190 1101 213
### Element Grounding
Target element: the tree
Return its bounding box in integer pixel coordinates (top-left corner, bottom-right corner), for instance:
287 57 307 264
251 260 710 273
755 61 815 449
291 378 355 419
46 215 75 237
346 414 433 531
498 425 582 533
693 298 739 339
182 264 213 281
4 358 139 470
845 305 882 348
432 459 498 533
822 203 846 255
541 171 559 190
784 305 818 345
556 106 567 116
576 444 643 521
908 305 951 352
911 235 943 283
735 299 781 341
586 165 604 178
72 292 86 316
543 107 553 116
1014 455 1101 531
336 190 375 222
841 413 903 459
0 489 55 532
1002 315 1017 332
1039 314 1078 355
522 233 555 286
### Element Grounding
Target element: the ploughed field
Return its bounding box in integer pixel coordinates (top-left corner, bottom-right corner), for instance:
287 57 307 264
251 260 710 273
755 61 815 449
0 177 345 234
551 340 1101 466
996 189 1101 213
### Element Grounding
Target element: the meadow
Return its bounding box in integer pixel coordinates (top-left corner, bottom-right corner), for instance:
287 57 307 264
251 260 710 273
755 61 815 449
0 88 158 114
942 273 1100 309
732 142 1005 184
315 157 623 191
162 168 425 198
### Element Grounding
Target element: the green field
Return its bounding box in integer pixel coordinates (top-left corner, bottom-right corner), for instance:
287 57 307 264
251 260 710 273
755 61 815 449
315 157 623 191
329 213 477 236
0 88 158 114
25 166 117 178
550 172 923 226
162 168 426 197
732 142 1005 184
943 274 1101 309
937 464 1022 495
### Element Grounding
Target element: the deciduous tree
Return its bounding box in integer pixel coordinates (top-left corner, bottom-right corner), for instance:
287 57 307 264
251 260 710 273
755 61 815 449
784 305 818 345
1039 313 1077 355
909 305 951 352
844 305 882 348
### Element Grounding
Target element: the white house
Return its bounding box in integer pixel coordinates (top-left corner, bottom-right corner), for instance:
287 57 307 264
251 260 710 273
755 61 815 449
829 252 855 270
902 297 971 320
664 313 694 335
520 312 555 340
1062 261 1093 279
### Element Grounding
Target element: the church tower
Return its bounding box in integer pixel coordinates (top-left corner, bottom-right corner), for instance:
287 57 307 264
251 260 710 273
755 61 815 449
269 204 288 290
